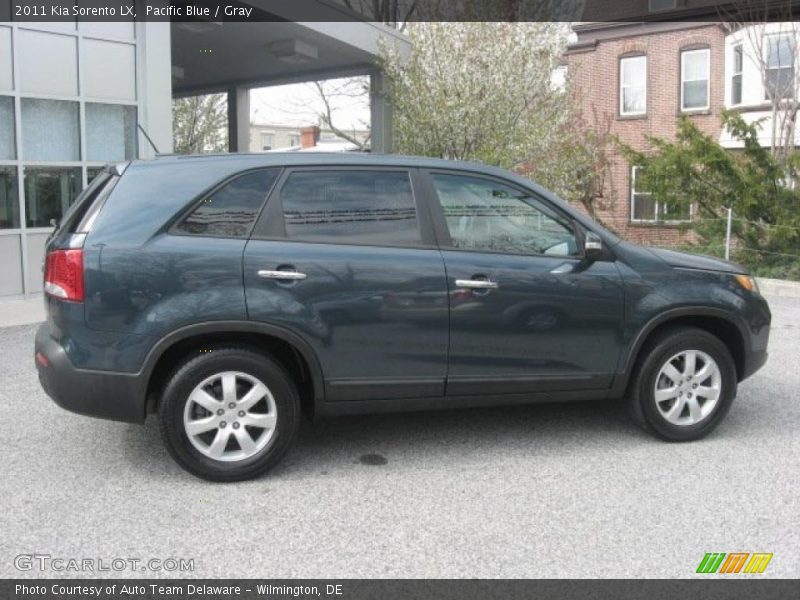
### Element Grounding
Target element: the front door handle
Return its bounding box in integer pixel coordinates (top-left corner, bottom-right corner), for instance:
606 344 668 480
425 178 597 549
258 269 307 281
455 279 498 290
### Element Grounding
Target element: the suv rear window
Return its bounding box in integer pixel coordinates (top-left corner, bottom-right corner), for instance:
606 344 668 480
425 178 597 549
280 170 420 246
176 168 280 238
58 171 113 233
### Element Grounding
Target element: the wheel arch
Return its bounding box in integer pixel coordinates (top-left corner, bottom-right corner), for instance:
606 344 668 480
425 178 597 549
141 321 325 419
613 307 748 398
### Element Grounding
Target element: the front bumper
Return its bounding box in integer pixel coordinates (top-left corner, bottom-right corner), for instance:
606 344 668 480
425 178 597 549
741 348 769 382
35 324 146 423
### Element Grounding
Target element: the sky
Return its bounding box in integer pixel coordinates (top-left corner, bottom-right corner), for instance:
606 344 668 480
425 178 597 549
250 76 371 133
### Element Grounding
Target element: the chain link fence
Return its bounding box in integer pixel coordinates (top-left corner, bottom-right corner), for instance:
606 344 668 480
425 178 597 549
635 214 800 281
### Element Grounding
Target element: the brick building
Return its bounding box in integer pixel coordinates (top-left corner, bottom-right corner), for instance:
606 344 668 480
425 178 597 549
565 18 799 245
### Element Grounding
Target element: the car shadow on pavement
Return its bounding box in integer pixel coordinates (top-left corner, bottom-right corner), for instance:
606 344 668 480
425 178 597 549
121 398 653 480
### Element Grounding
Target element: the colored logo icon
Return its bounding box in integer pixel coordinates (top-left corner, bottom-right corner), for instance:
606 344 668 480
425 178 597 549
696 552 773 574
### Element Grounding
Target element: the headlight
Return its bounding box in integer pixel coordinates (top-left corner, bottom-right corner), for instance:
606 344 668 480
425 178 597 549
734 274 759 293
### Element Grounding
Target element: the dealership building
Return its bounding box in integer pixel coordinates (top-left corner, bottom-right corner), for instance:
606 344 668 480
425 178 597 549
0 1 407 298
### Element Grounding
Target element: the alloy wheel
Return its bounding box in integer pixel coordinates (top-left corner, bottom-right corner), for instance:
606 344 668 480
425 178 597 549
183 371 278 461
653 349 722 426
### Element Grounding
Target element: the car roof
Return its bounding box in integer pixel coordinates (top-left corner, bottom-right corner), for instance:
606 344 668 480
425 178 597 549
138 151 494 173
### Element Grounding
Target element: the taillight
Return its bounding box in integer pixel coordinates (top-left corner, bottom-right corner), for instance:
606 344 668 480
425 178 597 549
44 249 84 302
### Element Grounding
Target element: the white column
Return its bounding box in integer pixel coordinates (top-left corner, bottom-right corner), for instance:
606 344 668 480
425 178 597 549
370 70 393 154
227 86 251 153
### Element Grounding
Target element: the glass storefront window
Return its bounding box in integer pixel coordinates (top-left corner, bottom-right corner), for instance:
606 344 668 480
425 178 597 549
0 96 14 160
21 99 80 161
86 103 137 162
24 167 81 228
0 166 19 229
87 166 105 183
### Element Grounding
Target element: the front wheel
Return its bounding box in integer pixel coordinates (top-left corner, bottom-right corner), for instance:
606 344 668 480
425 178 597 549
628 327 737 441
158 346 300 481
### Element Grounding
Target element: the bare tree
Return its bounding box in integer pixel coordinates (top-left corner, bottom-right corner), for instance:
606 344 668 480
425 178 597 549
311 80 372 149
339 0 419 30
722 1 800 161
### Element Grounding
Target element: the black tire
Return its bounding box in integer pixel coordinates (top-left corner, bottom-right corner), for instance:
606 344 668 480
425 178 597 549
627 326 737 441
158 346 300 482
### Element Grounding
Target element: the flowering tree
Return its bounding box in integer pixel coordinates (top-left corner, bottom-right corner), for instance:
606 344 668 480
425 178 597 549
379 22 610 211
172 94 228 154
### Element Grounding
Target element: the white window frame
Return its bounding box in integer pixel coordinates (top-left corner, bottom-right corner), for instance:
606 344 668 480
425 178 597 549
630 166 693 224
260 132 274 151
620 55 647 116
763 33 796 102
731 43 744 106
680 48 710 112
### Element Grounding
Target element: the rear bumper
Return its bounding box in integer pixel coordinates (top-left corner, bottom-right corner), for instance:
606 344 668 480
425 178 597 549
35 324 145 423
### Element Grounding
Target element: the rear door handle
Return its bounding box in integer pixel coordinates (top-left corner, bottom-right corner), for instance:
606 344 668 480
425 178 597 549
455 279 498 289
258 270 307 281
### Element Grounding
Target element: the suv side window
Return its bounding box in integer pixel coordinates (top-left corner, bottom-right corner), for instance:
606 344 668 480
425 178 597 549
280 170 421 246
430 172 579 257
176 168 280 238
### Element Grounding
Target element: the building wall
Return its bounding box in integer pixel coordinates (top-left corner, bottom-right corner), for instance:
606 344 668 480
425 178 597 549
566 23 726 245
721 22 800 149
249 123 369 152
0 19 172 298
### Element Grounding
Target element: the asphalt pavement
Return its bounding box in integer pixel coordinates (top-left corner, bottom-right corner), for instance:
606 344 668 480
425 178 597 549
0 296 798 578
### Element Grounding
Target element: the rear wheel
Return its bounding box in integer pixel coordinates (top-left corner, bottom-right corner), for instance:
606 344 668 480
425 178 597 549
158 346 300 481
628 327 737 441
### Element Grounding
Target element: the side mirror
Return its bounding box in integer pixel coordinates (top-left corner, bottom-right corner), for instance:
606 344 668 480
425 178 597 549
584 231 604 261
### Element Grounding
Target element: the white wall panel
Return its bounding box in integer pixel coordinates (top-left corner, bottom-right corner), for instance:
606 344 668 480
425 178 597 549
25 232 49 293
17 29 78 96
0 236 24 296
82 39 136 101
0 27 12 91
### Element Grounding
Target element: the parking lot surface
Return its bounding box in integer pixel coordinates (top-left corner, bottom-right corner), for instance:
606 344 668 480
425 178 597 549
1 296 798 578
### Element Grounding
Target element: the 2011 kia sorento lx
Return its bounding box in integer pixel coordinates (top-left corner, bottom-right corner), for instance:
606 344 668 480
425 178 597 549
35 154 771 481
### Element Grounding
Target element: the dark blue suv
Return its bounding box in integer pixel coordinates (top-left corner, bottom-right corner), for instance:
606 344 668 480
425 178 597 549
35 154 771 480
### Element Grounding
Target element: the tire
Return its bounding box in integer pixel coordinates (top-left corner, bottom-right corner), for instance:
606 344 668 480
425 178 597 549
627 326 737 442
158 346 300 481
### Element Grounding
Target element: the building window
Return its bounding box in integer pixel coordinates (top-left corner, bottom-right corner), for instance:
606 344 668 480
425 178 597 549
0 166 19 229
620 55 647 116
176 169 280 238
289 134 300 147
681 48 710 111
631 166 692 223
261 133 274 151
87 167 106 184
85 103 137 162
0 96 15 160
649 0 676 11
732 44 744 105
281 170 421 246
20 99 80 162
24 167 81 228
765 34 795 101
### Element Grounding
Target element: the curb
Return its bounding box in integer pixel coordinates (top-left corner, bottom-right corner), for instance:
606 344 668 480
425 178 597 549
756 277 800 299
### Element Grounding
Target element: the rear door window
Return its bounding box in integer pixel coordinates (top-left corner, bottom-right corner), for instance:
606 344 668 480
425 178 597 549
279 170 421 246
176 168 280 238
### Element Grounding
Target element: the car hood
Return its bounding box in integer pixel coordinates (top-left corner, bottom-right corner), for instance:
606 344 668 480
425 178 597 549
646 247 747 274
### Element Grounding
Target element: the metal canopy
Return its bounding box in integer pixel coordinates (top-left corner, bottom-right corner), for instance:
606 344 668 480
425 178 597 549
171 19 409 96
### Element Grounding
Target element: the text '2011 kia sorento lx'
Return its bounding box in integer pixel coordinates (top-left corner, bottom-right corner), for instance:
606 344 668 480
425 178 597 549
35 154 771 481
